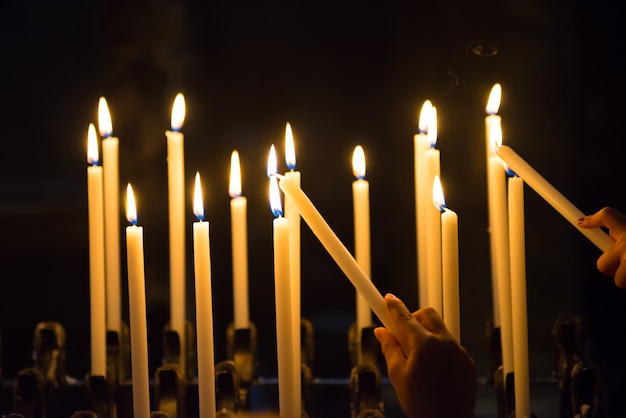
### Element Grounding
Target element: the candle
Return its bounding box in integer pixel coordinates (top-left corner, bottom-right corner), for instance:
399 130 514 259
98 97 122 334
283 122 302 399
125 184 151 418
485 83 502 328
425 106 442 314
192 173 217 417
414 100 432 309
508 174 531 418
352 145 372 342
269 174 300 418
86 123 107 377
229 150 250 329
496 144 612 251
433 176 460 343
489 120 514 376
166 92 187 372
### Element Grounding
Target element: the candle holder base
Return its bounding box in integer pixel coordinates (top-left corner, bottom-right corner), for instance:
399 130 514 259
85 374 113 418
570 361 600 418
106 323 131 385
485 321 502 385
33 321 67 388
301 318 315 372
348 324 382 370
349 363 383 418
495 366 516 418
162 320 196 382
226 322 258 391
70 411 97 418
13 367 46 418
215 360 241 413
154 363 186 418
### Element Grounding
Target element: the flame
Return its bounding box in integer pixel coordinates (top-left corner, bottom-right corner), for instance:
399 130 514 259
489 118 503 153
229 150 242 198
87 123 99 165
126 184 137 225
486 83 501 115
267 144 278 178
98 97 112 138
269 175 283 217
428 106 438 147
352 145 366 179
418 100 433 134
193 172 204 220
432 175 446 211
171 93 186 131
285 122 296 170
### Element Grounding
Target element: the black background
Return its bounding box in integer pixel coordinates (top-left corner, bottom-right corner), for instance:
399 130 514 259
1 0 626 415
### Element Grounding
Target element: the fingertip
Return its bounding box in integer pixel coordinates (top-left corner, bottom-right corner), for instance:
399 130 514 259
578 217 585 225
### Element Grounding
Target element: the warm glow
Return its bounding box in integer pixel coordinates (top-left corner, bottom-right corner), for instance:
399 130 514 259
285 122 296 170
171 93 186 131
428 106 438 147
194 172 204 221
126 184 137 225
98 97 112 138
432 175 446 211
87 123 99 165
229 150 242 198
352 145 366 179
490 118 503 152
486 83 502 115
269 176 283 218
267 144 278 178
418 100 433 133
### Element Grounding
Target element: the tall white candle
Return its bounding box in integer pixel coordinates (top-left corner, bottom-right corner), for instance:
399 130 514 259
425 107 442 314
192 173 217 417
485 83 502 327
433 176 460 343
352 145 372 361
87 123 107 377
414 100 432 309
269 175 301 418
508 174 531 418
496 144 612 251
229 150 250 329
125 184 151 418
166 92 187 372
99 97 122 334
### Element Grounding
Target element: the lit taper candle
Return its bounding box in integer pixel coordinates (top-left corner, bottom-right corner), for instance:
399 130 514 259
230 150 250 329
425 106 442 314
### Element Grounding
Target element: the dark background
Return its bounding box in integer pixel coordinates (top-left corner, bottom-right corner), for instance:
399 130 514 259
1 0 626 415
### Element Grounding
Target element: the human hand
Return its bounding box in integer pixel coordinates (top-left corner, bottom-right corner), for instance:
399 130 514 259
579 207 626 288
374 294 476 418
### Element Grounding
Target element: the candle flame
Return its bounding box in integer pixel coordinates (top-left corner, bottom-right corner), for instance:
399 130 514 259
194 172 205 221
418 100 433 134
229 150 242 198
171 93 186 131
87 123 99 165
352 145 366 179
285 122 296 170
428 106 438 147
126 183 138 225
432 175 446 211
489 118 503 153
269 175 283 217
98 97 113 138
267 144 278 178
486 83 501 115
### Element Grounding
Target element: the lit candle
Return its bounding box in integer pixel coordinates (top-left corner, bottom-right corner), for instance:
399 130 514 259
352 145 372 342
229 150 250 329
489 120 514 376
86 123 107 377
125 184 150 418
192 173 217 417
98 97 122 334
508 173 531 418
414 100 432 309
496 144 612 252
269 170 300 418
166 92 187 372
425 106 442 314
485 83 502 328
433 176 460 343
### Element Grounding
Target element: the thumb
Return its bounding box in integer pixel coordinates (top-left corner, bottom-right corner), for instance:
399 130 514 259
374 327 406 375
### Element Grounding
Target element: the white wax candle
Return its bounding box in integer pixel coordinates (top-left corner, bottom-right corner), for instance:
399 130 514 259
166 93 187 372
270 176 300 418
229 151 250 329
125 184 151 418
99 97 122 334
508 175 531 418
193 173 217 417
425 149 442 314
87 123 107 377
414 100 432 309
497 145 612 252
352 145 372 350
